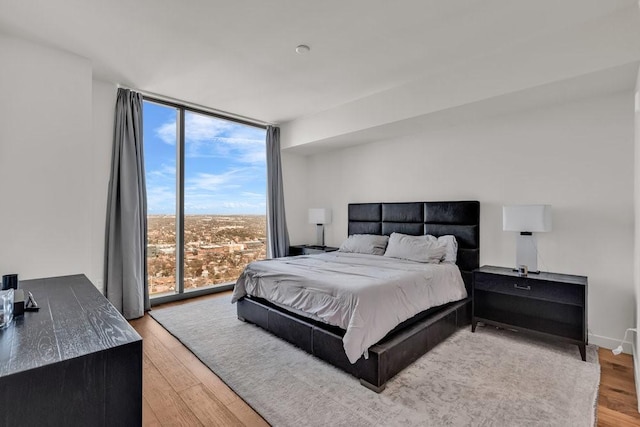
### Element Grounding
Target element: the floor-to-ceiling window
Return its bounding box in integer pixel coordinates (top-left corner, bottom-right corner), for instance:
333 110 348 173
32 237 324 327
143 98 267 301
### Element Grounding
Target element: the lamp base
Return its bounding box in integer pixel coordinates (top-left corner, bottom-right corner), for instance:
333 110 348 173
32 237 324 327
515 233 538 273
512 268 541 275
316 224 325 246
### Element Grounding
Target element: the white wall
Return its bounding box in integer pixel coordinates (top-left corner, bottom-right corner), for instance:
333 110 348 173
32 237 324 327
281 151 309 246
284 91 635 348
90 79 118 293
0 34 114 291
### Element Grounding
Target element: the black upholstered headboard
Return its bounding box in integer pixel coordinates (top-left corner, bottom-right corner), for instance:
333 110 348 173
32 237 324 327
348 201 480 292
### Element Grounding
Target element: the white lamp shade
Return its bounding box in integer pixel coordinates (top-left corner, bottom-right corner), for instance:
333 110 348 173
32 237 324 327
308 208 332 225
503 205 552 232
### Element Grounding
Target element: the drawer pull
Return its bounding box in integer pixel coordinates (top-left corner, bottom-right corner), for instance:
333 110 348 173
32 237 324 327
514 284 531 291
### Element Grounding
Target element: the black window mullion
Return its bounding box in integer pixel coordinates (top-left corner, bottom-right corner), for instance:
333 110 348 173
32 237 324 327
176 107 186 294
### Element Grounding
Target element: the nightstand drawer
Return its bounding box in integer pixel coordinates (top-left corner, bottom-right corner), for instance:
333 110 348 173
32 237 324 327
474 273 584 306
302 247 330 255
289 245 339 256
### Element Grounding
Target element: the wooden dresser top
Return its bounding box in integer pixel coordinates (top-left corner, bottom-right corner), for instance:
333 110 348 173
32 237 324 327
0 274 141 377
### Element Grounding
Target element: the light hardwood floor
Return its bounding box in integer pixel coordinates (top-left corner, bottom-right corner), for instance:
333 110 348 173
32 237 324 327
133 293 640 426
598 348 640 426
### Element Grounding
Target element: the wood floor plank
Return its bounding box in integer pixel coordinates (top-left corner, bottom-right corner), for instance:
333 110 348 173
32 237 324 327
142 330 201 393
598 405 640 427
597 348 640 426
599 379 638 401
597 349 640 423
180 383 244 427
141 339 162 427
599 349 634 365
599 386 640 419
601 363 635 379
141 312 193 351
143 398 162 427
133 296 267 426
168 340 241 406
599 376 638 397
144 307 241 406
143 355 204 426
227 398 270 427
146 294 245 406
132 317 160 341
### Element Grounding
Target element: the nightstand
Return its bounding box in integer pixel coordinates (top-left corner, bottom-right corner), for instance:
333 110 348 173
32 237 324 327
289 245 339 255
472 265 588 361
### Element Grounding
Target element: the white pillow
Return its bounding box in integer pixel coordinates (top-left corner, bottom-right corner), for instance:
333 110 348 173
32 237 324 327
338 234 389 256
383 233 446 263
437 235 458 264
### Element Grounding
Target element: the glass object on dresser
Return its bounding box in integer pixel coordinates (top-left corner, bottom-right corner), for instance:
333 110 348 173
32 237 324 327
0 289 14 329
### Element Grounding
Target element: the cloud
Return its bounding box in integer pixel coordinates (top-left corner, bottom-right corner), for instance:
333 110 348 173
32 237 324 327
156 112 232 145
154 111 266 164
147 186 176 213
186 112 234 141
241 191 265 199
222 201 266 210
156 122 177 145
186 169 250 193
183 191 266 214
182 168 266 214
186 135 265 164
147 164 176 180
148 181 266 214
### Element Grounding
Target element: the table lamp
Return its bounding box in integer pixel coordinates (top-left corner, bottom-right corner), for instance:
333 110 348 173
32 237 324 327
308 208 332 246
503 204 552 274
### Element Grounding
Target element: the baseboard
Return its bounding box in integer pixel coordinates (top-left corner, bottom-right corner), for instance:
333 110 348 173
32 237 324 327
588 333 633 354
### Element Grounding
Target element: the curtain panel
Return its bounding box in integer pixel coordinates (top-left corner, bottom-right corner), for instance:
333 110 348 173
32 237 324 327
104 88 149 319
266 126 290 258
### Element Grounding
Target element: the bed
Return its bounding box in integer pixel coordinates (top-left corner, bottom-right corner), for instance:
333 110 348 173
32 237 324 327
234 201 480 392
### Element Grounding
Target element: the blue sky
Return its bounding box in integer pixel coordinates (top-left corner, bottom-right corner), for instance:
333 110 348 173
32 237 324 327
143 101 267 215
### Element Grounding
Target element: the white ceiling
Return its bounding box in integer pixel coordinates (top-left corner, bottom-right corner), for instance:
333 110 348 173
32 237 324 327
0 0 638 126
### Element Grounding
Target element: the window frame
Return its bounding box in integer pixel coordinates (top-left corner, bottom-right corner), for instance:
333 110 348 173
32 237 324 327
143 96 267 306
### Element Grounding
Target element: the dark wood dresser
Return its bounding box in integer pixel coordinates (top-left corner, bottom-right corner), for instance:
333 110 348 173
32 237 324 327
0 274 142 426
472 265 588 360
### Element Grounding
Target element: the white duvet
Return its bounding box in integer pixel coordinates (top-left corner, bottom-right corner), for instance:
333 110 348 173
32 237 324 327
231 252 467 364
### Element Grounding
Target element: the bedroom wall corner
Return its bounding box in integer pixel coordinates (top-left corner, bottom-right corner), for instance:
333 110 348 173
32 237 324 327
0 34 95 284
634 66 640 412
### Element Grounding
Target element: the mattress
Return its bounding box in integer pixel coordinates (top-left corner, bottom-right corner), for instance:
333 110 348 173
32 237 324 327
232 252 467 363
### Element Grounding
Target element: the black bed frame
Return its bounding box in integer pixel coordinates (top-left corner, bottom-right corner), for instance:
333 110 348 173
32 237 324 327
237 201 480 392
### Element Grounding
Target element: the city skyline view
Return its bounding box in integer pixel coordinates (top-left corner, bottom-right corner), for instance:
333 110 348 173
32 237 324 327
147 214 266 295
143 101 267 215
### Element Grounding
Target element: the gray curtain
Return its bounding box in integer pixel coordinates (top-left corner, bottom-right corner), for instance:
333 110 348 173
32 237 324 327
266 126 290 258
105 88 149 319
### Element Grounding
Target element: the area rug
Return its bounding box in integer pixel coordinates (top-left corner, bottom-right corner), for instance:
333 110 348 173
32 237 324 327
150 296 600 426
